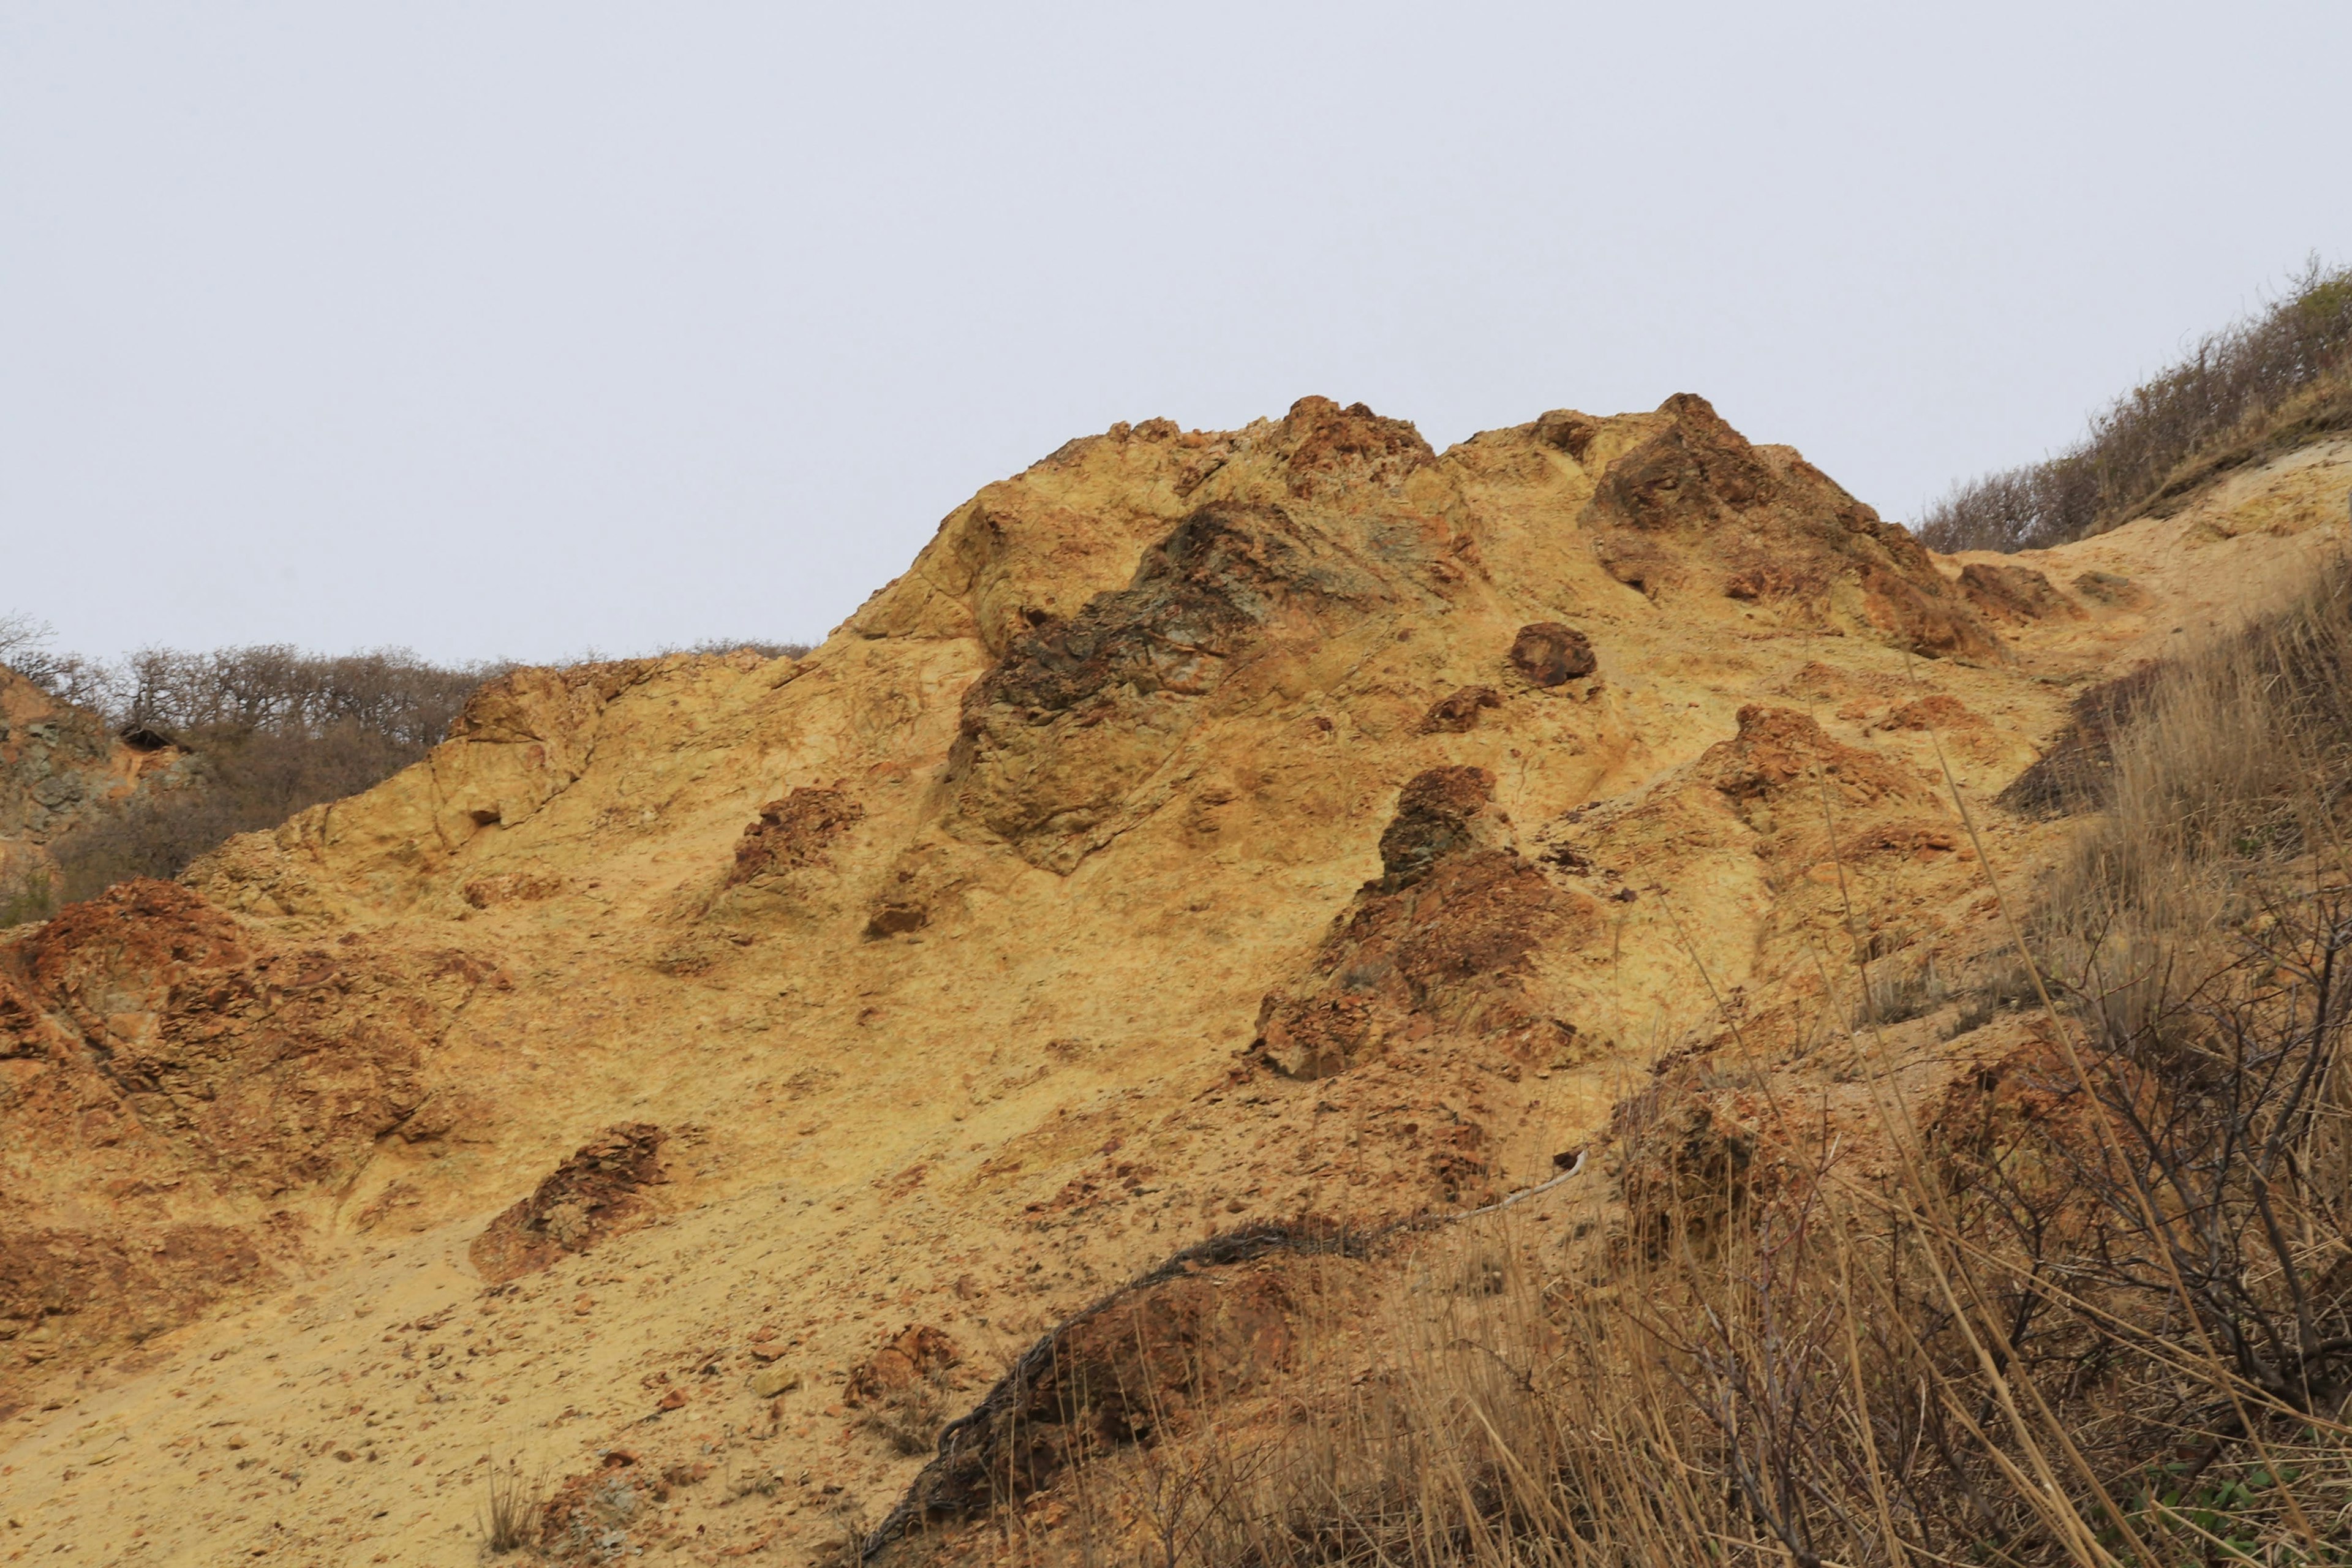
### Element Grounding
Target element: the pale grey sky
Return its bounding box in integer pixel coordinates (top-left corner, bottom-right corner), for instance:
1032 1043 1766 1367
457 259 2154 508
4 3 2348 663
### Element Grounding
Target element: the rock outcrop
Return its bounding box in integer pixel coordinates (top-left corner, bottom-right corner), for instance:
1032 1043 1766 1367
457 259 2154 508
0 668 190 916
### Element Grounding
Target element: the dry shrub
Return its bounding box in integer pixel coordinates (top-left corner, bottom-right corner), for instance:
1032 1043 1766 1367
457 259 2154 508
45 720 434 900
1920 258 2352 552
864 1371 957 1458
480 1456 547 1555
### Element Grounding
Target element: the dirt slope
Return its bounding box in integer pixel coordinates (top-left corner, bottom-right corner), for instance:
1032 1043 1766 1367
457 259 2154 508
2 398 2345 1566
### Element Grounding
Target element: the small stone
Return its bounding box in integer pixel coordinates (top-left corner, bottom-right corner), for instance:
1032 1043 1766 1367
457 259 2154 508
749 1365 802 1399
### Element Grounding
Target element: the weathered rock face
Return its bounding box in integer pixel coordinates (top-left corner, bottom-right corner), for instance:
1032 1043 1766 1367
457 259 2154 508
1576 394 1997 658
470 1123 667 1284
0 668 191 914
947 499 1389 873
0 878 488 1398
4 402 2341 1566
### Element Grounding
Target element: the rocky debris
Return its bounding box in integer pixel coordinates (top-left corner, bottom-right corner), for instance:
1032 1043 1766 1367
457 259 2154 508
1277 395 1437 499
0 1223 273 1417
1419 685 1502 734
1960 561 2084 622
3 880 445 1189
748 1362 802 1398
1592 532 1683 598
727 787 865 886
1608 1057 1771 1257
460 869 564 908
0 878 471 1408
1507 622 1597 687
1531 408 1600 458
469 1123 667 1284
879 1226 1352 1538
1374 766 1509 889
1877 693 1981 732
863 899 929 938
844 1324 961 1408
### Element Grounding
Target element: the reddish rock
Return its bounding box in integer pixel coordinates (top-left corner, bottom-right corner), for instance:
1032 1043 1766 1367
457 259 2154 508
1507 624 1597 687
1419 685 1502 733
845 1324 962 1408
469 1123 667 1284
728 788 864 886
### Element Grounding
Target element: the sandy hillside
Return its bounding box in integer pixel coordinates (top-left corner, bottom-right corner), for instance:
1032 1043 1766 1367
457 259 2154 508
3 396 2346 1566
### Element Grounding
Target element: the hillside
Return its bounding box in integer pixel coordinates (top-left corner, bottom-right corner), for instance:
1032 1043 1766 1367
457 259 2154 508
3 394 2347 1566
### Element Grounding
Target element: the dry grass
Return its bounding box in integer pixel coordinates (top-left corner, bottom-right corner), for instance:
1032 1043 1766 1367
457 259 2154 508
1920 258 2352 552
478 1457 546 1556
864 1372 957 1458
2040 551 2352 951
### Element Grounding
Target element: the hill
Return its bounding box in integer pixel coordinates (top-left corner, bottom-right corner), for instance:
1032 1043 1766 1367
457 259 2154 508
2 394 2347 1565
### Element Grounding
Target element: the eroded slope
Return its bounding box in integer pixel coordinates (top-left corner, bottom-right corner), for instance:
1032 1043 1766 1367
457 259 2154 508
3 399 2345 1565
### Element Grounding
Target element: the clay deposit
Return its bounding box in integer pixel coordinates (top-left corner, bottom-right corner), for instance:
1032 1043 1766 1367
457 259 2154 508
2 394 2347 1565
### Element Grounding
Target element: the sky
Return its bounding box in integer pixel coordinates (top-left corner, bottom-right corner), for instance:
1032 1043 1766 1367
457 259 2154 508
4 3 2349 665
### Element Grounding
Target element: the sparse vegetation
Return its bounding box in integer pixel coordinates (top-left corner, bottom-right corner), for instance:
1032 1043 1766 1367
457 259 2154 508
32 644 505 907
478 1457 545 1556
1919 258 2352 551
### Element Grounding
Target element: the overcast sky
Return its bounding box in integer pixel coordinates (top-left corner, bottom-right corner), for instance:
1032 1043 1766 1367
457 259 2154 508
4 3 2348 665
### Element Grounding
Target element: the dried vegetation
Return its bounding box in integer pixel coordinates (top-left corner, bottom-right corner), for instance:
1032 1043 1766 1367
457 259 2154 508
1921 260 2352 552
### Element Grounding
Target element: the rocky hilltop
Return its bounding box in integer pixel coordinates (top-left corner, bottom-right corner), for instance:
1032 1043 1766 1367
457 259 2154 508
3 395 2346 1564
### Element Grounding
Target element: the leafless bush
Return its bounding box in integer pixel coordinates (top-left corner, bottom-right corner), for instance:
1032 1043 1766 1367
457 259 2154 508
45 720 447 901
0 611 51 666
669 638 811 660
1920 258 2352 551
0 612 89 699
11 636 813 908
94 644 500 747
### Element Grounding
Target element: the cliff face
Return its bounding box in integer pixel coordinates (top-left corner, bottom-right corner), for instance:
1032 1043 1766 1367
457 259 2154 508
2 396 2345 1564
